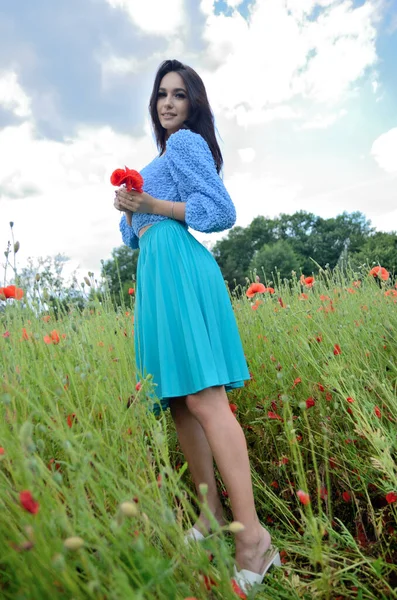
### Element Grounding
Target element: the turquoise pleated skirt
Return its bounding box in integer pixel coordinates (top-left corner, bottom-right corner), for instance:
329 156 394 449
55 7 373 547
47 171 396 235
134 219 250 414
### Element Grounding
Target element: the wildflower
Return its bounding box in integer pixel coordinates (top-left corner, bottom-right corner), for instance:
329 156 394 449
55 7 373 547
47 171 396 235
270 481 279 489
386 492 397 504
0 447 5 456
300 275 315 287
135 382 142 391
353 280 361 287
333 344 342 355
317 383 325 392
67 413 77 428
342 491 351 503
293 377 302 386
50 330 60 344
128 288 134 295
347 288 356 294
246 283 267 298
306 397 315 409
385 290 397 297
319 487 328 501
374 406 381 418
297 490 310 505
42 315 51 323
20 490 40 514
251 299 262 310
316 334 322 343
21 328 29 341
319 294 330 301
0 285 24 300
278 297 285 308
268 411 283 421
329 457 337 469
299 293 308 300
231 579 247 599
325 392 332 401
229 403 238 415
369 266 389 280
266 287 275 294
346 397 354 404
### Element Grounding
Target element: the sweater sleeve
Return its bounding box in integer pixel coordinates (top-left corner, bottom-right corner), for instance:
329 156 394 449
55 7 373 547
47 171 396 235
119 213 139 250
164 129 236 233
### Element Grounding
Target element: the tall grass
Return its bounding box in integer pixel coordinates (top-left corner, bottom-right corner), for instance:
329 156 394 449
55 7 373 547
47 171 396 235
0 266 396 599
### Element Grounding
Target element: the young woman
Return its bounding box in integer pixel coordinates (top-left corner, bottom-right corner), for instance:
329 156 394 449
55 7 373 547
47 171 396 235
114 59 280 592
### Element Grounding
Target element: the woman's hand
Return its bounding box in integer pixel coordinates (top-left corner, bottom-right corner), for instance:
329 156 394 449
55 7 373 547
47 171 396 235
115 188 157 214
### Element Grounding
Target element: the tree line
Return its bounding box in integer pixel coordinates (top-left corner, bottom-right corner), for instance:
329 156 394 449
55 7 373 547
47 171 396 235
102 210 397 302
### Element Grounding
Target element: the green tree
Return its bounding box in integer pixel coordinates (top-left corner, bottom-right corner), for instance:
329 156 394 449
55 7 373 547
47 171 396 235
349 231 397 274
212 226 253 287
250 239 303 281
101 245 139 306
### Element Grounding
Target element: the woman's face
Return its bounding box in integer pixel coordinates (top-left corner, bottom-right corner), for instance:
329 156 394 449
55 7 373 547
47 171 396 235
157 71 190 136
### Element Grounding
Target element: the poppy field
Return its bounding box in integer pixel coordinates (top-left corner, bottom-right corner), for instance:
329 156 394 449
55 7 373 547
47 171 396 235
1 265 397 600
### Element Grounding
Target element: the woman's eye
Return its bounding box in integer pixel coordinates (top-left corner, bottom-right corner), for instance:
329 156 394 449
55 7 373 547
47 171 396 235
176 93 186 99
158 92 166 97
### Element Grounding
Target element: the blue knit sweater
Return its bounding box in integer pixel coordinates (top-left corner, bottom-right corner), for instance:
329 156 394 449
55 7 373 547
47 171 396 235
119 129 236 249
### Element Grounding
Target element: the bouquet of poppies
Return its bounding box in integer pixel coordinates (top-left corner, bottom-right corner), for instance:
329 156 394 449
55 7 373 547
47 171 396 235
110 167 144 226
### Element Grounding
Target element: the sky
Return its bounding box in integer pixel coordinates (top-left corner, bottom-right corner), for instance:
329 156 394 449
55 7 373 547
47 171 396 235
1 0 397 283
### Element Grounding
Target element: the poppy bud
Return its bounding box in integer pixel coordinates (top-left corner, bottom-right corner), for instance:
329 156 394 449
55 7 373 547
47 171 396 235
14 241 20 253
228 521 245 533
84 277 91 286
64 536 85 551
35 273 41 282
119 502 138 517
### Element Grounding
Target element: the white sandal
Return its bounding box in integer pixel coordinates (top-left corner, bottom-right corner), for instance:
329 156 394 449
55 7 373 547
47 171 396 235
183 526 206 544
232 546 281 593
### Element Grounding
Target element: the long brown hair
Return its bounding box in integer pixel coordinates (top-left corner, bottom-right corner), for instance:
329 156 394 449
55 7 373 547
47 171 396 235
149 59 223 173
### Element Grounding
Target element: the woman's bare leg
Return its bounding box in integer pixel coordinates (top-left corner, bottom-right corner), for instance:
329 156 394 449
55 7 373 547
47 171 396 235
185 386 271 574
169 396 226 533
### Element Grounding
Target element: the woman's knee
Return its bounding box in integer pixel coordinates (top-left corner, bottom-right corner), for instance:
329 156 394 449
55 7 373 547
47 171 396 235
185 386 226 420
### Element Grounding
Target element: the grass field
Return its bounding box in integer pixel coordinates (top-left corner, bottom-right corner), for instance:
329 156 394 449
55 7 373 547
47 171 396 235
1 267 396 599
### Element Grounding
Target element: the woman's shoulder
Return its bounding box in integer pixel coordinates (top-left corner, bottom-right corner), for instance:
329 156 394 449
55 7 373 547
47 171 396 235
166 128 209 156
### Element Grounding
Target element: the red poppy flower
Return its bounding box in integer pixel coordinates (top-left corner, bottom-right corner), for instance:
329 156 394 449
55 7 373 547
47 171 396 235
67 413 77 428
268 411 283 421
278 297 285 308
128 288 135 295
299 293 308 300
231 579 247 599
297 490 310 505
329 457 337 469
333 344 342 355
51 330 60 344
0 447 5 456
110 167 143 193
306 397 315 409
300 275 315 288
386 492 397 504
20 490 40 514
266 287 275 294
0 285 24 300
319 487 328 501
374 406 381 418
229 403 238 414
369 266 389 281
342 491 351 503
346 397 354 404
246 283 267 297
135 382 142 391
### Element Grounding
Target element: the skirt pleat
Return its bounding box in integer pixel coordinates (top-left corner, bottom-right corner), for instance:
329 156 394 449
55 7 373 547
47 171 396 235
134 220 250 413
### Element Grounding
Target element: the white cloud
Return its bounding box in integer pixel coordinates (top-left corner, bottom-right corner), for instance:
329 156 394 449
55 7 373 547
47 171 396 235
238 148 256 163
300 108 347 129
371 128 397 174
225 0 244 7
200 0 379 125
104 0 185 35
0 70 31 117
